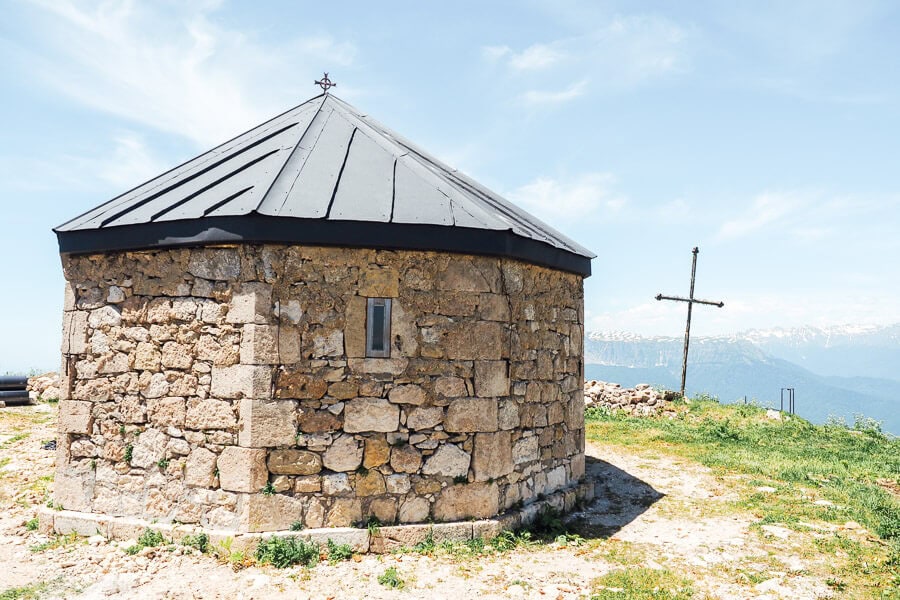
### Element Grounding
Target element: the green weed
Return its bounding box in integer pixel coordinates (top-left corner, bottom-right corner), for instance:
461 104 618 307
378 566 405 589
255 536 319 568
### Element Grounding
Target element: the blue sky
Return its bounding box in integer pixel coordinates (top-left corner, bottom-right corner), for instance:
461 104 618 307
2 0 899 372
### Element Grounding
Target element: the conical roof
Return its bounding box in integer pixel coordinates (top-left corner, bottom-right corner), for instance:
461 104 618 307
55 94 594 275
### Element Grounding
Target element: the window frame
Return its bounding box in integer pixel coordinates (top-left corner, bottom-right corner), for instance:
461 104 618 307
365 297 392 358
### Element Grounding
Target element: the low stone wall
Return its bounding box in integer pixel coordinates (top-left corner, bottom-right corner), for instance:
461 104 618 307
583 380 678 416
28 372 62 401
54 244 585 533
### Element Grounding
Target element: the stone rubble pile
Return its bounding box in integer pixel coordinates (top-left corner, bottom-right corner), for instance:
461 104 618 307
583 380 679 416
28 372 62 401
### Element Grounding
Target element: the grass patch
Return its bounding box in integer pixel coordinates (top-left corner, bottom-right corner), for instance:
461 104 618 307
30 532 79 553
586 398 900 597
124 528 166 555
0 581 48 600
590 567 694 599
0 432 29 449
378 566 405 589
255 536 319 568
325 538 353 563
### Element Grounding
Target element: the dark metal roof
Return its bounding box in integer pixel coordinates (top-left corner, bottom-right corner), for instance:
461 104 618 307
55 94 594 276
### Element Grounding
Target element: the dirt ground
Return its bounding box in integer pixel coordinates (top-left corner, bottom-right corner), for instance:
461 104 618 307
0 403 843 599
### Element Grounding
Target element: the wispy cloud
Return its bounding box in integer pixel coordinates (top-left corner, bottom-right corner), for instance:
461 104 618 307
483 43 566 71
508 172 626 224
484 13 689 103
19 0 356 147
715 190 815 241
520 79 588 106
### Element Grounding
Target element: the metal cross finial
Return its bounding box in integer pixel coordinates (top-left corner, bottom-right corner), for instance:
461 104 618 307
314 72 336 94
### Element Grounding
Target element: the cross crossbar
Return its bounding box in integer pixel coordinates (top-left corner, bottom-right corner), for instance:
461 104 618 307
655 247 724 399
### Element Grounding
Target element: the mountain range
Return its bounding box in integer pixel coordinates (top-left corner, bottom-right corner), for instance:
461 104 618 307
583 324 900 435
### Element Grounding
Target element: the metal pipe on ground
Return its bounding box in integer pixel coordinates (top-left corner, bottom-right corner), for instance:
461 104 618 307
0 376 29 390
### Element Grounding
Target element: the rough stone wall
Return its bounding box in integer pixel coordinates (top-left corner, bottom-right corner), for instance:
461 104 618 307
55 245 585 532
583 381 679 416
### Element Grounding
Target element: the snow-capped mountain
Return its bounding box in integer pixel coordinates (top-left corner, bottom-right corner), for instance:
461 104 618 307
584 324 900 435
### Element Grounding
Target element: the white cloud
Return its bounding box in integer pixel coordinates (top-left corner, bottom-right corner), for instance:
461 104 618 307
519 79 588 105
508 172 625 223
715 190 814 241
484 13 688 100
21 0 356 147
482 43 565 71
95 132 170 189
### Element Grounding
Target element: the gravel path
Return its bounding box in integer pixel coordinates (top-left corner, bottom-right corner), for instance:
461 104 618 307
0 403 839 599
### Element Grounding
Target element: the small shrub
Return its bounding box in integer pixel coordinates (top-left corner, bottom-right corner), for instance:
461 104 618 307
260 481 276 496
181 533 209 553
366 516 381 535
138 528 165 547
378 566 405 589
452 475 468 484
123 444 133 463
290 521 305 531
157 458 170 470
25 518 39 531
255 536 319 568
326 538 353 563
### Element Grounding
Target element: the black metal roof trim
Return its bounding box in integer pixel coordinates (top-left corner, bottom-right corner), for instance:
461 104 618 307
55 216 592 277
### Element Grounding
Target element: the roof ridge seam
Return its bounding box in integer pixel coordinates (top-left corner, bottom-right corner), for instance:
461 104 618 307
323 127 358 219
254 95 329 215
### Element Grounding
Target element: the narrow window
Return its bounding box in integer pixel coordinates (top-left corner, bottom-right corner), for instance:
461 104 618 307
366 298 392 358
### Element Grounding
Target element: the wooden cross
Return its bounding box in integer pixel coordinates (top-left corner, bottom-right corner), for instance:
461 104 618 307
655 247 724 400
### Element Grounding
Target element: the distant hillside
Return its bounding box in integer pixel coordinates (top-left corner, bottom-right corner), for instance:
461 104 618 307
584 329 899 435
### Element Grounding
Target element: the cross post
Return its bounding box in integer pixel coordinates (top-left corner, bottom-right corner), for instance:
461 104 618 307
655 247 724 400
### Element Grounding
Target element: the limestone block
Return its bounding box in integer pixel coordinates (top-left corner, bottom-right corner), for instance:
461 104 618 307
161 342 193 370
358 266 399 297
305 526 370 553
571 453 585 480
546 466 567 492
58 400 92 434
188 248 240 281
310 329 344 358
147 396 186 428
294 475 321 493
421 443 470 478
218 447 268 493
328 381 358 400
133 341 161 371
239 324 279 364
512 436 539 465
406 406 444 430
389 444 422 473
322 434 363 472
88 305 122 329
444 398 498 432
398 498 430 523
267 449 322 475
434 377 467 398
61 311 88 354
433 482 499 521
322 473 352 495
388 385 426 405
54 471 94 512
344 295 367 358
355 470 386 496
385 474 411 494
211 364 272 399
325 498 362 528
474 360 509 397
241 493 304 532
344 398 399 433
130 428 168 469
436 261 496 293
478 293 510 321
225 282 271 324
185 398 237 430
498 400 519 430
347 358 409 376
275 370 327 400
297 409 342 433
444 321 506 360
432 522 473 543
97 352 130 375
238 398 297 447
472 431 514 482
369 497 398 524
196 334 239 366
363 437 390 468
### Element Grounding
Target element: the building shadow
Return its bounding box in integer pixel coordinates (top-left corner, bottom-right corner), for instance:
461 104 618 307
568 455 665 539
